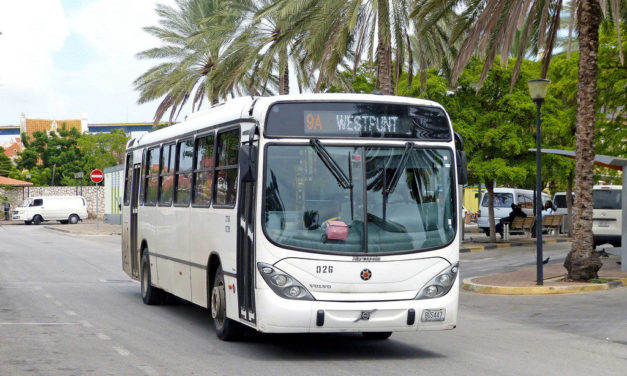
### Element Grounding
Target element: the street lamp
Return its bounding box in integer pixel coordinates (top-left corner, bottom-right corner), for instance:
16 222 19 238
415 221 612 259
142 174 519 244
25 173 31 198
528 78 550 285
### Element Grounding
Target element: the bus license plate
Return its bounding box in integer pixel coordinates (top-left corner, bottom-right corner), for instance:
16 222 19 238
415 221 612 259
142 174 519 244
422 309 445 322
598 220 610 227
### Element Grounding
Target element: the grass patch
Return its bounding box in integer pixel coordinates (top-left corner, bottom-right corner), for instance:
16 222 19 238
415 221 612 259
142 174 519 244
588 278 609 284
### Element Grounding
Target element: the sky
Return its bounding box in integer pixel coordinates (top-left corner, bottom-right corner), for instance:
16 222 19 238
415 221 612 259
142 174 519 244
0 0 179 125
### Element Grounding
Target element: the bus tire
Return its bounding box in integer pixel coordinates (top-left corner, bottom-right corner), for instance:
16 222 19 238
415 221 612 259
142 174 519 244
362 332 393 340
211 266 241 341
33 215 42 225
141 252 163 305
69 214 79 224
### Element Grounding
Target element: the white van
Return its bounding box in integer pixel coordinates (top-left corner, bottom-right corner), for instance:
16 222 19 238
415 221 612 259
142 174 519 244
12 196 88 225
477 188 550 235
592 185 622 248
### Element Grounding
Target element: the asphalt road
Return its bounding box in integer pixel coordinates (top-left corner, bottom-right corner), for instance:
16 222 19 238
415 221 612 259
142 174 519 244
1 225 626 375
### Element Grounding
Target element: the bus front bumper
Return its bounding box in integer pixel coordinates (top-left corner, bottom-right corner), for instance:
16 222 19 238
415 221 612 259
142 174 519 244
254 281 459 333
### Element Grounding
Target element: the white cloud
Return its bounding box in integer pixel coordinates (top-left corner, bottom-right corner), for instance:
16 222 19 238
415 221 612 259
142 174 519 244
0 0 178 124
0 0 69 94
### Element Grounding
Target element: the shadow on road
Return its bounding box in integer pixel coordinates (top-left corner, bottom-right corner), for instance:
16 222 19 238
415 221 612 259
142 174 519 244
233 332 445 361
119 288 444 361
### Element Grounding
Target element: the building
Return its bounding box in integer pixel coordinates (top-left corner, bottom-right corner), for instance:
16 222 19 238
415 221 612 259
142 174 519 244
0 137 23 162
1 113 169 159
104 164 124 225
20 113 87 140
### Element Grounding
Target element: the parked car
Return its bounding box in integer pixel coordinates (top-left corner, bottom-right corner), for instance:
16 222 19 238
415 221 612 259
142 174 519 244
477 188 550 235
592 185 622 248
553 192 575 233
12 196 88 225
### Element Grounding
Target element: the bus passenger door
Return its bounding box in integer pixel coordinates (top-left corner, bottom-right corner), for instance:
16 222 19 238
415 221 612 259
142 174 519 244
237 133 257 324
130 164 141 279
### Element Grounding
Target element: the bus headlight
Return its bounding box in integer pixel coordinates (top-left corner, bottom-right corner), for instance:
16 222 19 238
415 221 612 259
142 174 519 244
257 263 314 301
416 262 459 300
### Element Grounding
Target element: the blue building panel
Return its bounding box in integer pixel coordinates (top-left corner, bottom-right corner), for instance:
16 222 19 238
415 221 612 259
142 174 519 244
0 127 20 136
88 125 153 133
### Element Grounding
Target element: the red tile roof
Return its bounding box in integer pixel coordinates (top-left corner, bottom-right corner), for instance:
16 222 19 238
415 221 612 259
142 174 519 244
0 176 33 186
24 119 82 139
2 140 23 158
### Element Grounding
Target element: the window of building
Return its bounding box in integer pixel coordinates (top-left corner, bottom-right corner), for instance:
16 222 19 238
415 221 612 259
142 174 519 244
192 134 215 206
214 129 239 206
175 139 194 205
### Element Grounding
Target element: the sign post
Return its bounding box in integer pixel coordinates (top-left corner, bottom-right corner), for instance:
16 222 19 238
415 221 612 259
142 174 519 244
90 169 103 229
74 171 84 196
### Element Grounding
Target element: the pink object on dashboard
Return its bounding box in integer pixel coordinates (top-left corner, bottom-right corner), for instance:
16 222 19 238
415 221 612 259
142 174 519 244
325 220 349 241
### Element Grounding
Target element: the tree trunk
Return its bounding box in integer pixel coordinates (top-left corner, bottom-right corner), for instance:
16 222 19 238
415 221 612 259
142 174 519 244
564 0 603 281
376 0 393 95
278 48 289 95
51 163 56 186
485 179 496 243
406 33 413 88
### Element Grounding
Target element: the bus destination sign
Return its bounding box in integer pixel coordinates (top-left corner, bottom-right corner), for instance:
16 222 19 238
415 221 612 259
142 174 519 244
305 111 399 136
266 102 451 140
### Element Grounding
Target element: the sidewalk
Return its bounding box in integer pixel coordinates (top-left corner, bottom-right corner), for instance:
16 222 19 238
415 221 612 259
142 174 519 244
463 253 627 295
0 219 121 235
461 225 571 253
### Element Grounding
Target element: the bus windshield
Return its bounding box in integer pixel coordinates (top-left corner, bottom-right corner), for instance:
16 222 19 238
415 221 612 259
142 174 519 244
263 144 456 254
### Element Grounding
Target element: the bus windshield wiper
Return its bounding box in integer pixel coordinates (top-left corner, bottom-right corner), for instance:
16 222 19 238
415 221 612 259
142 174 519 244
384 142 413 196
310 139 353 189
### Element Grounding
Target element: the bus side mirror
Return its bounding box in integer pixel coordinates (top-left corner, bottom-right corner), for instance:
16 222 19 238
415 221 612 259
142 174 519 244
456 150 468 185
240 144 257 183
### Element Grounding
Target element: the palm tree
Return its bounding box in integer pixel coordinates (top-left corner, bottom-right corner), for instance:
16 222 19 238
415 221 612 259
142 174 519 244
408 2 460 93
418 0 565 92
207 0 316 96
417 0 624 280
262 0 414 95
134 0 243 125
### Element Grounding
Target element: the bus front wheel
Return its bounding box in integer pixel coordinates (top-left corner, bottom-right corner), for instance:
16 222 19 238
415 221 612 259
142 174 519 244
211 266 241 341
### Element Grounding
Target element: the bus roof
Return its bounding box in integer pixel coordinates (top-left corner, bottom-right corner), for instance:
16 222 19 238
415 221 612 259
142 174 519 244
129 94 448 150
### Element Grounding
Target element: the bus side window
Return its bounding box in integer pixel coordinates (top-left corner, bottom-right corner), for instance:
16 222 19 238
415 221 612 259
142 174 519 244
214 129 239 206
123 153 133 206
174 139 194 206
144 147 160 205
159 143 175 206
192 134 215 206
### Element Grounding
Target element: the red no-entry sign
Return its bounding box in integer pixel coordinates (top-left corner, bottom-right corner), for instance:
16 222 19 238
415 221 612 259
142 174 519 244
90 169 104 184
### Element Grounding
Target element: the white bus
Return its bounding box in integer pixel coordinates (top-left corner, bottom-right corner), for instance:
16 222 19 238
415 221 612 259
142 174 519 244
121 94 467 340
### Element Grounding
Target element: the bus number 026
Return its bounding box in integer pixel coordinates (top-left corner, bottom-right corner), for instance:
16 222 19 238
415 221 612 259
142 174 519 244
316 265 333 274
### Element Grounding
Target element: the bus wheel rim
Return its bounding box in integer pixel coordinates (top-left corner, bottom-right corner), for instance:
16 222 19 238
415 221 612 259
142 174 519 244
211 284 225 323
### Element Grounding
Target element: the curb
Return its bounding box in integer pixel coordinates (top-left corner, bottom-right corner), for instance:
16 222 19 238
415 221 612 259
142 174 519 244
462 276 624 295
460 238 570 253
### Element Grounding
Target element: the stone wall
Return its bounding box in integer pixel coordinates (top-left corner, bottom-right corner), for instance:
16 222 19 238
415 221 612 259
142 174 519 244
0 186 105 219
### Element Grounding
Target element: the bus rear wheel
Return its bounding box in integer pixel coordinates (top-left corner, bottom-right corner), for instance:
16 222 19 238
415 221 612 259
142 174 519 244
141 252 164 305
362 332 393 340
211 266 241 341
